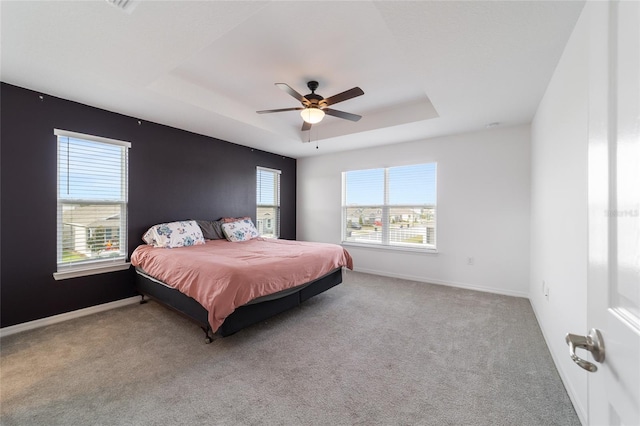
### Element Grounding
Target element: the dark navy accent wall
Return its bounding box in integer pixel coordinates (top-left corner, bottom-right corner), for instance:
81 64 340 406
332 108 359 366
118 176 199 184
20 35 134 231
0 82 296 328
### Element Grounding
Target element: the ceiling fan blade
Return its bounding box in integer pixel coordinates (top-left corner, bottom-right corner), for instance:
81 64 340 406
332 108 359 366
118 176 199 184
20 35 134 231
322 87 364 107
301 121 312 131
275 83 310 106
324 108 362 122
257 107 304 114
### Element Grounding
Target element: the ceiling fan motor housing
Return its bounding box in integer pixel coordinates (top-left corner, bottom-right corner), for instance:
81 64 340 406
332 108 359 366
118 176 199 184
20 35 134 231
305 81 325 107
304 94 324 107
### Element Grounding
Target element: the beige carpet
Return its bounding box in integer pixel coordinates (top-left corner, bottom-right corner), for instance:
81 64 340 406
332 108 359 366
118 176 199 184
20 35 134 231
0 271 580 425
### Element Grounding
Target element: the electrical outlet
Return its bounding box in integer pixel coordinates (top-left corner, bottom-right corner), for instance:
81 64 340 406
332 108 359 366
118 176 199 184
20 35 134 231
544 286 550 301
467 257 474 266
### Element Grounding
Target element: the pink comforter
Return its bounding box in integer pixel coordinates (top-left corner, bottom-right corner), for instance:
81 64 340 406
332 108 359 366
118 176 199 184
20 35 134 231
130 238 353 332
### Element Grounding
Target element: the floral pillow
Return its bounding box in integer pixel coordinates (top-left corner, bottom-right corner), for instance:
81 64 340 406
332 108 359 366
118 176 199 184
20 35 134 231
221 218 259 242
142 220 206 248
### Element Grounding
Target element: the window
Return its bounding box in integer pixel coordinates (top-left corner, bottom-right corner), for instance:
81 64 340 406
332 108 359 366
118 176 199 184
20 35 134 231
342 163 437 251
256 166 281 238
54 129 131 280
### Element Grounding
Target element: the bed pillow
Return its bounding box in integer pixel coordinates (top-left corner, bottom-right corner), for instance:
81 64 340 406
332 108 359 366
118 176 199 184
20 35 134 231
195 219 225 240
221 218 259 242
221 216 252 223
142 220 206 248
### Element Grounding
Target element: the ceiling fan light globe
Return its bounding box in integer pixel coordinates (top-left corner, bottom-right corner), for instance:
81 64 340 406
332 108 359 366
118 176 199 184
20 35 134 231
301 108 325 124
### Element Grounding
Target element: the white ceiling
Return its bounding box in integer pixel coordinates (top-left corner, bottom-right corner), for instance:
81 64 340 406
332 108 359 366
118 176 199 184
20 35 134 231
1 0 584 158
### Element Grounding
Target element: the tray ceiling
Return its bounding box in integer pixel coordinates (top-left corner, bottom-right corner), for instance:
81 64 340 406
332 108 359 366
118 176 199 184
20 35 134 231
1 1 585 158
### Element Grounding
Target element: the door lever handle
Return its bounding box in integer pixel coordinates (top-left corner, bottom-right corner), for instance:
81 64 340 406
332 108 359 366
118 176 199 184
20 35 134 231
565 328 605 372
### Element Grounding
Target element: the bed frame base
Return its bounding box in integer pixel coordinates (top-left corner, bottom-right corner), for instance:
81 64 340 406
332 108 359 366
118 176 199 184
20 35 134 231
139 293 215 343
135 268 343 340
202 326 214 344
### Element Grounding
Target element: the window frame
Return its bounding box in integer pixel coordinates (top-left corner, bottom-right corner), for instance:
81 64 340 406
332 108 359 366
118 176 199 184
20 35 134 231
256 166 281 239
53 129 131 280
342 163 437 253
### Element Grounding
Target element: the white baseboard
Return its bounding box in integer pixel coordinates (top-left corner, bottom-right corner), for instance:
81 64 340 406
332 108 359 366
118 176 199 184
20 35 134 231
351 267 529 298
0 296 141 339
529 300 587 425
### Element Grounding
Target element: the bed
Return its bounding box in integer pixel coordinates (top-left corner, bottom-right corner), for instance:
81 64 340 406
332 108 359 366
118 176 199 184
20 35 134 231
130 222 353 341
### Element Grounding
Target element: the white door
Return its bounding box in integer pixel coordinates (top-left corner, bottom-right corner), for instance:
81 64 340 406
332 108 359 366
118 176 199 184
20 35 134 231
580 1 640 425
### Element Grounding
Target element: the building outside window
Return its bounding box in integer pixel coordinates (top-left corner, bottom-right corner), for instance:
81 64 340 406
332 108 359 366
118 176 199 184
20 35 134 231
342 163 437 251
256 166 281 238
54 129 130 280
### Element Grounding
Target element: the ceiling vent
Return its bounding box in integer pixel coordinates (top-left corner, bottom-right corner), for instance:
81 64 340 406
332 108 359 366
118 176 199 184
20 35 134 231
105 0 138 14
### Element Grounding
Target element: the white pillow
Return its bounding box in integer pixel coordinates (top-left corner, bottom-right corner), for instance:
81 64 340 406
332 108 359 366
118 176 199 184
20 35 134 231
142 220 206 248
221 218 259 242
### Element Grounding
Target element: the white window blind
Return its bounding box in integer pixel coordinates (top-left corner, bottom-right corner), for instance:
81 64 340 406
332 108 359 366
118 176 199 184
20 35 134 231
342 163 437 250
54 129 131 280
256 166 281 238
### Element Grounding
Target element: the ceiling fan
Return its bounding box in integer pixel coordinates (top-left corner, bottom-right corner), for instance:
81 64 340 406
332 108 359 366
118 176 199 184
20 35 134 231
257 81 364 131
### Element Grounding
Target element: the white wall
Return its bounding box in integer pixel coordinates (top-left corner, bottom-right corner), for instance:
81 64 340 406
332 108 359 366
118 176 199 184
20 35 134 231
530 5 589 424
298 124 531 297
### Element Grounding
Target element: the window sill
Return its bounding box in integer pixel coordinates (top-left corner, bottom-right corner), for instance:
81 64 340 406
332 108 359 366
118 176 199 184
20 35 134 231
53 262 131 281
341 242 438 254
